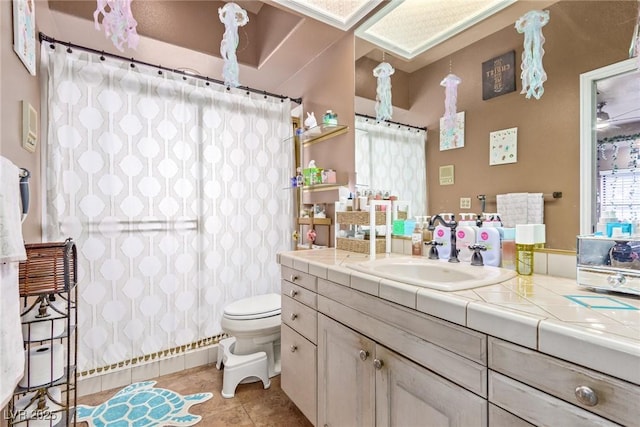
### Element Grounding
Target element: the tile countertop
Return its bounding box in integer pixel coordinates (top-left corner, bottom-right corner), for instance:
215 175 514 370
278 249 640 386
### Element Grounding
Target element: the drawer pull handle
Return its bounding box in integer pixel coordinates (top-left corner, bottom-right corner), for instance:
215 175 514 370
290 275 299 282
575 386 598 406
359 350 369 361
290 290 298 298
607 273 626 288
373 359 384 370
290 345 297 353
290 313 298 321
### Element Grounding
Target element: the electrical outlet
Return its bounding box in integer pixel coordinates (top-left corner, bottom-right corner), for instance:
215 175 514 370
460 197 471 209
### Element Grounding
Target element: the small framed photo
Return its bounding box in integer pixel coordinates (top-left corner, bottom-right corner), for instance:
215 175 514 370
13 0 36 76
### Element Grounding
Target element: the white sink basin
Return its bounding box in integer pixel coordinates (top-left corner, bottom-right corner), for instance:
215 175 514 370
347 257 516 291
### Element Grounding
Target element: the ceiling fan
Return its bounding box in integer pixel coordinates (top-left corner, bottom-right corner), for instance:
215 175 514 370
596 101 619 130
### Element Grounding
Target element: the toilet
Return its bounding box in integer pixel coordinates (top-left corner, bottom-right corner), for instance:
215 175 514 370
220 293 281 379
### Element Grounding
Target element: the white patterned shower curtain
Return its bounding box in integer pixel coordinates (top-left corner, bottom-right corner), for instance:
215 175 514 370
41 45 293 372
355 116 427 216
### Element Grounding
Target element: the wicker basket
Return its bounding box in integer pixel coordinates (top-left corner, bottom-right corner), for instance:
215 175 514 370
336 211 388 225
19 239 77 296
336 237 387 254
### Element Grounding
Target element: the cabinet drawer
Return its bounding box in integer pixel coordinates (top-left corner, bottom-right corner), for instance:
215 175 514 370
281 280 317 309
281 324 317 426
489 337 640 426
489 371 618 426
282 295 317 344
489 404 534 427
281 266 317 292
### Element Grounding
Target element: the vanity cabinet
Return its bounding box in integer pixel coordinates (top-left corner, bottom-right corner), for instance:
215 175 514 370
278 257 639 427
318 314 486 427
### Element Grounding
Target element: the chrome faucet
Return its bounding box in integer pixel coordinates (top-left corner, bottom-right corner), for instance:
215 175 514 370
427 214 459 263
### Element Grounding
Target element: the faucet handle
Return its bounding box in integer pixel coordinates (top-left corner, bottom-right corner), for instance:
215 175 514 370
425 240 442 259
468 244 486 266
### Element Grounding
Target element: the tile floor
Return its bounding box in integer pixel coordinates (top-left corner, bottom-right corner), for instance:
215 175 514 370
77 365 312 427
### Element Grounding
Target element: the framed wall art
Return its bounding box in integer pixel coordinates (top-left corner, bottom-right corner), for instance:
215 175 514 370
482 51 515 100
490 127 518 165
13 0 36 76
439 111 465 151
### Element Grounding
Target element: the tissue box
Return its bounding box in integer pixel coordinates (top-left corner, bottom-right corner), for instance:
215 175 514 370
303 168 322 186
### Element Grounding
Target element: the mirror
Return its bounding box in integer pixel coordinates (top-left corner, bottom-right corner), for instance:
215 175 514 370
580 57 640 235
354 115 427 216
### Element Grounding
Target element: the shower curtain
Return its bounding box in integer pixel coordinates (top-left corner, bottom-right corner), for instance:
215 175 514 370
355 116 427 216
41 45 293 372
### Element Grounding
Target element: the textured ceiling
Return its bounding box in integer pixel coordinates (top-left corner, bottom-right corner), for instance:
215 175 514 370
271 0 384 31
356 0 515 60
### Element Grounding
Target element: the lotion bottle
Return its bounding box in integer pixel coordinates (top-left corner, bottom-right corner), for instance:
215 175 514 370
456 213 477 263
412 221 423 256
476 214 501 267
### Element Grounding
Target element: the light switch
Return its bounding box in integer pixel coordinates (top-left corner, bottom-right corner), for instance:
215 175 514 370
439 165 454 185
460 197 471 209
22 101 37 153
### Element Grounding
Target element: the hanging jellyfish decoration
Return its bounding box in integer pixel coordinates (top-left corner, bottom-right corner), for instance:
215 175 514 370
219 2 249 88
373 62 395 122
440 73 461 135
93 0 139 52
515 10 550 100
631 0 640 69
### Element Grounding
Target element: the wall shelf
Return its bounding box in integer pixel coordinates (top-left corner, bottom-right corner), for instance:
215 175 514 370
302 183 347 193
300 124 349 147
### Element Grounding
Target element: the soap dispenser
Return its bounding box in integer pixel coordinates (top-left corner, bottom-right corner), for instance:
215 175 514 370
456 213 477 263
476 213 501 267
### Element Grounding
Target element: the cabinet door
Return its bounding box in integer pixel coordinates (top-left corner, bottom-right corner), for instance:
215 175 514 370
281 324 317 426
318 314 375 427
376 345 487 427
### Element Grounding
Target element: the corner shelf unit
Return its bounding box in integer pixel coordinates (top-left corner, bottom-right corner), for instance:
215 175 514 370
10 239 78 427
289 123 350 250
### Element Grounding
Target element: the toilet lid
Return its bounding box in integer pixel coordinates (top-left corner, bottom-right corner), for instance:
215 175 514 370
223 293 281 320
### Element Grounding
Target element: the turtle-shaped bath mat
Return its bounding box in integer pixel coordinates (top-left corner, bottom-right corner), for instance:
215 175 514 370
76 380 213 426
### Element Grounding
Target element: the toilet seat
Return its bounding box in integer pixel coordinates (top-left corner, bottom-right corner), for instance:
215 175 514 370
223 294 281 320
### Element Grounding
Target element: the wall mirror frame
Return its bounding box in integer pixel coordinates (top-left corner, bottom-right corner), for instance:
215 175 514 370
580 57 639 235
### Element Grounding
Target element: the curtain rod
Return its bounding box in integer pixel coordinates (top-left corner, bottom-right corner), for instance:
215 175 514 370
355 113 427 131
39 32 303 105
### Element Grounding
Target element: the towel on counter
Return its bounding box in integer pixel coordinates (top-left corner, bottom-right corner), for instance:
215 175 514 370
0 156 27 262
496 192 544 227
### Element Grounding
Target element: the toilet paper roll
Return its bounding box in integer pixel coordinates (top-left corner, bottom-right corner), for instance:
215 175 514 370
19 344 65 388
21 299 66 342
14 387 63 427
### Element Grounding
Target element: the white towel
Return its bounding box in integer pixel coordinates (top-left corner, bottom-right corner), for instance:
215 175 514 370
0 262 25 408
497 192 544 227
0 156 27 262
497 193 528 227
527 193 544 225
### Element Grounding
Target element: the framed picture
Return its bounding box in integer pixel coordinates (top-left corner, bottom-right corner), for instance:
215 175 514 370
490 127 518 165
482 51 515 100
13 0 36 76
439 111 465 151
